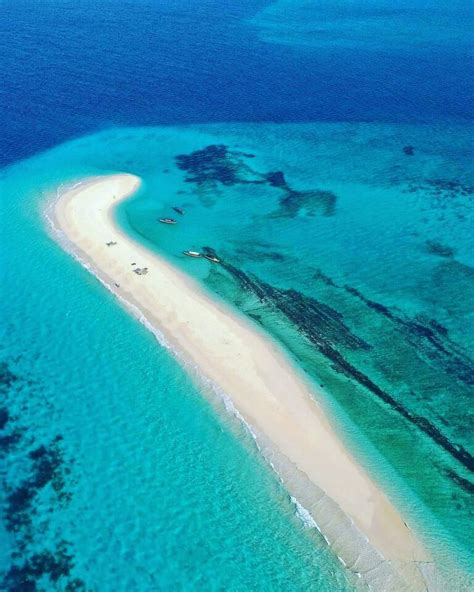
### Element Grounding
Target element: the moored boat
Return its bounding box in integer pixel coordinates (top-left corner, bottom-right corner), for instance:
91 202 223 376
202 247 220 263
183 250 202 258
159 218 177 224
203 254 220 263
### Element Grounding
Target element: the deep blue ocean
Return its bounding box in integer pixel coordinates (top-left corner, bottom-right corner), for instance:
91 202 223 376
1 1 473 590
1 0 473 167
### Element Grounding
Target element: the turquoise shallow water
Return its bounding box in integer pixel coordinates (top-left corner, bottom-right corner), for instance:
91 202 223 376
1 121 473 590
118 122 474 581
1 0 473 589
0 138 363 590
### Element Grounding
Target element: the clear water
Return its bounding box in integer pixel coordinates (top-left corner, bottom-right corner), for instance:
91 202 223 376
1 0 473 590
0 151 362 590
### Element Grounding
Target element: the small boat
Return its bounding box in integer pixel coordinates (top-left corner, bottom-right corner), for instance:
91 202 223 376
183 250 202 258
172 207 185 215
203 254 220 263
159 218 177 225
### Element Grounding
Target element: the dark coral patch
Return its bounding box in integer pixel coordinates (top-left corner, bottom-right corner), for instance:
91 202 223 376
175 144 338 216
245 250 287 263
0 359 80 590
264 171 288 188
214 264 474 474
0 361 18 390
220 261 370 352
445 469 474 494
313 269 336 287
264 169 338 218
427 179 474 196
405 178 474 203
2 541 86 591
230 241 289 263
345 285 474 387
6 440 68 532
175 144 251 186
0 370 24 454
0 430 22 453
275 188 337 218
0 407 10 430
425 240 456 258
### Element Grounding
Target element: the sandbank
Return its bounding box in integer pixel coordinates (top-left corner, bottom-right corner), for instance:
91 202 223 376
47 174 439 591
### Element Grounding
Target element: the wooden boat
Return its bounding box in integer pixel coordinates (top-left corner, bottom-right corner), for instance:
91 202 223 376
203 254 220 263
183 250 202 258
172 207 185 215
159 218 177 225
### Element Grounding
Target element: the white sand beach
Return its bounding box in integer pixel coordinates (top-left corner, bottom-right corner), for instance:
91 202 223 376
48 173 439 591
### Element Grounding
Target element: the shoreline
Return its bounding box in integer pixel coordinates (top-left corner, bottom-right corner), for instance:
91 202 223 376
46 173 438 591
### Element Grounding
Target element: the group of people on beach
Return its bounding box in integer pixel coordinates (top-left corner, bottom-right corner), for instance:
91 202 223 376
105 240 149 288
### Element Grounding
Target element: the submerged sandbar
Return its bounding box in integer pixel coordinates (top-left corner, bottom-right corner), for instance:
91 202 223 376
48 173 438 591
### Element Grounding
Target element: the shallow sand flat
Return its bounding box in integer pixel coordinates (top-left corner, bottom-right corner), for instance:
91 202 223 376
48 173 439 591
